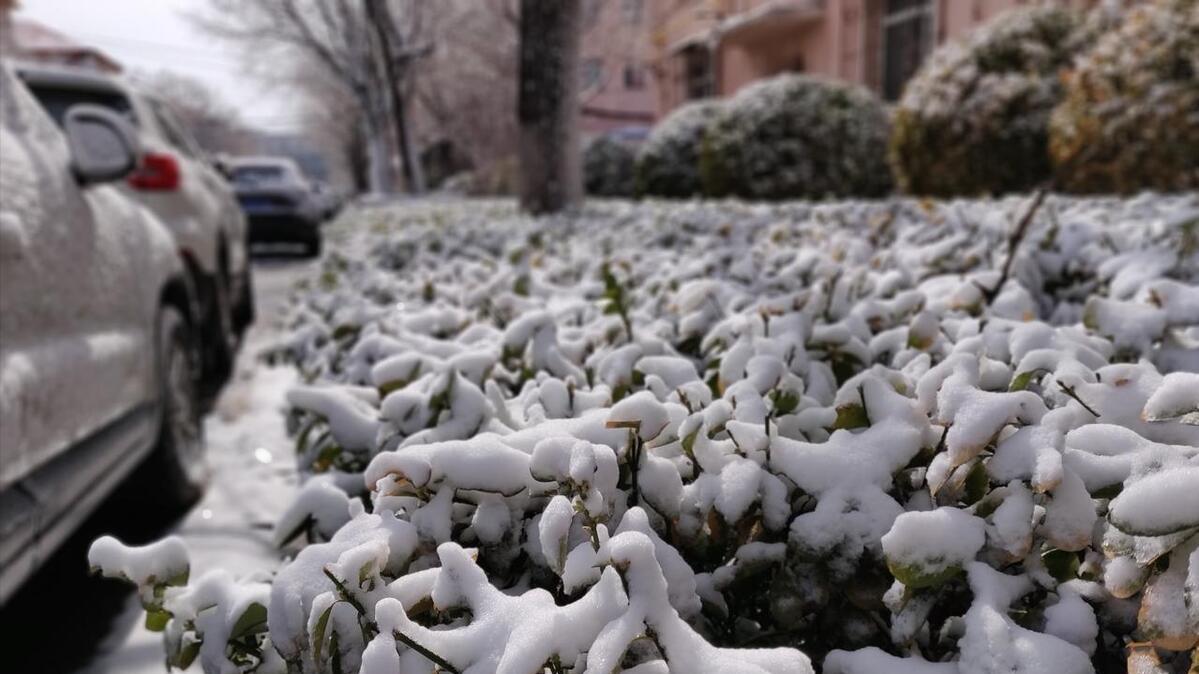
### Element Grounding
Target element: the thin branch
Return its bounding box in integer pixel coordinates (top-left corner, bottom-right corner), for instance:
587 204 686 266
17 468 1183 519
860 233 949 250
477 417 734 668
1057 381 1100 417
984 187 1048 304
391 629 461 674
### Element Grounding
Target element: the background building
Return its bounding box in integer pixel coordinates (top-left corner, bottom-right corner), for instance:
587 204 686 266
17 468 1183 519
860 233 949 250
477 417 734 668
579 0 659 139
648 0 1116 117
2 14 122 74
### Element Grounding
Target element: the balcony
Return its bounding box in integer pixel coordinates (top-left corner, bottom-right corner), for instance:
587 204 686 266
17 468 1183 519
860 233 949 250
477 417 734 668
717 0 826 43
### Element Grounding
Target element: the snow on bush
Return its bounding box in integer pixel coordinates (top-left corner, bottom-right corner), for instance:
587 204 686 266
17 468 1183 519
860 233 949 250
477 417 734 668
96 194 1199 673
634 100 723 198
702 74 892 200
890 6 1084 196
583 136 636 198
1049 0 1199 194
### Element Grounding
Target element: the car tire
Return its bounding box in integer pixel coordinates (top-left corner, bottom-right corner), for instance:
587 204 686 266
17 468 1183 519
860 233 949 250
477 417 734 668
233 265 255 334
305 236 322 258
129 306 207 509
202 264 239 391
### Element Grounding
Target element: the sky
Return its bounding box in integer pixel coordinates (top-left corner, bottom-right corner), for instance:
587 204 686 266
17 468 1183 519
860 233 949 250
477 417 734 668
15 0 297 131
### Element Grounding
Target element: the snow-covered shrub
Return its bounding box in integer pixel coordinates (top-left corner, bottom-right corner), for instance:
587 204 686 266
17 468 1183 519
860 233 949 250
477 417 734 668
890 6 1084 196
583 137 636 198
1049 0 1199 193
635 100 722 198
701 74 892 200
98 194 1199 673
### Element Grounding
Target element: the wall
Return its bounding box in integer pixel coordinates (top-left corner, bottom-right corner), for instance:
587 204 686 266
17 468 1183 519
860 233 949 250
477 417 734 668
649 0 1127 119
579 0 660 138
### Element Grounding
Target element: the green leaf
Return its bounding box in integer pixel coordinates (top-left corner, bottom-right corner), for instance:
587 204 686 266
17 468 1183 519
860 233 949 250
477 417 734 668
172 637 201 670
144 609 170 632
276 514 314 549
229 602 268 640
1009 369 1048 392
358 560 376 590
886 559 963 589
771 389 800 416
963 461 989 505
833 403 869 430
312 603 334 663
331 324 360 341
1042 548 1079 583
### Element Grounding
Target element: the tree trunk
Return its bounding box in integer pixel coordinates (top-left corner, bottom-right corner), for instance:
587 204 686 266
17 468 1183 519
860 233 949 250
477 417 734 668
364 102 398 194
367 0 427 194
517 0 582 214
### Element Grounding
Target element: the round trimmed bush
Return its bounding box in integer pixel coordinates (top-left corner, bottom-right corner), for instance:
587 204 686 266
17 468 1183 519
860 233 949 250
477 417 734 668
583 136 636 197
701 74 892 200
635 100 723 198
890 6 1083 196
1050 0 1199 193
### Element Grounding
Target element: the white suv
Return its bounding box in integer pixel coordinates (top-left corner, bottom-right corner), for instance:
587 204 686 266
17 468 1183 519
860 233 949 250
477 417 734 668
0 66 206 605
16 64 253 394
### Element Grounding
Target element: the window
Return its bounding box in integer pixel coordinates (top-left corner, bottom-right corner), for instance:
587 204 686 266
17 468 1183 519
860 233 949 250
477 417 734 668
624 64 646 90
882 0 934 100
682 45 713 100
581 57 604 90
622 0 644 24
149 100 201 158
583 0 603 29
22 83 136 128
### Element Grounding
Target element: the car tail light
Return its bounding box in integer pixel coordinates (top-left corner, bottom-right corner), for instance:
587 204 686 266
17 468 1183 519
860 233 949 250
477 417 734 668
128 152 181 191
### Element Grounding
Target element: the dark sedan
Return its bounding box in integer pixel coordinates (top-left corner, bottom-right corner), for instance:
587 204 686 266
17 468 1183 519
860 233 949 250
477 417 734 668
229 156 323 256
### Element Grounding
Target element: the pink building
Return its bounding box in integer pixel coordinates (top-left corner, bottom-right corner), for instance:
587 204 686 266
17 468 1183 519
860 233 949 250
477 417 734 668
651 0 1112 116
579 0 660 139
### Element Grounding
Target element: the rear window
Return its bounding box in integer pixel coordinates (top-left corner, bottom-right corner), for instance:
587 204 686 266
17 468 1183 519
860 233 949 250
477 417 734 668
22 84 136 129
232 165 287 186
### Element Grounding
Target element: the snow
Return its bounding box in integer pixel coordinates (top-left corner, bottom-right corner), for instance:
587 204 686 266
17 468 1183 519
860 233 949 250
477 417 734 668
88 536 190 587
87 192 1199 673
881 508 986 587
1108 467 1199 536
824 647 958 674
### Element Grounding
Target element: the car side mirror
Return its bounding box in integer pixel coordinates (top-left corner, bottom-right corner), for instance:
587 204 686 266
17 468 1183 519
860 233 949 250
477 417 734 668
63 104 140 185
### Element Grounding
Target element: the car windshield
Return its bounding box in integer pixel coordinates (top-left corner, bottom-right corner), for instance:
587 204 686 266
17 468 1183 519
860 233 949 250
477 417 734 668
232 165 288 186
23 83 136 128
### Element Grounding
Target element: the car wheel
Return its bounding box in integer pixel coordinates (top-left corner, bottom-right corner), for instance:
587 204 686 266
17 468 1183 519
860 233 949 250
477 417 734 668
202 264 238 393
130 307 207 508
305 236 322 258
233 266 255 333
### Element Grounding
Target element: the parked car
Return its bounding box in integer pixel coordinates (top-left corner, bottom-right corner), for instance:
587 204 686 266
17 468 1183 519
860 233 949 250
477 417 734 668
0 67 206 606
15 64 253 393
228 156 324 257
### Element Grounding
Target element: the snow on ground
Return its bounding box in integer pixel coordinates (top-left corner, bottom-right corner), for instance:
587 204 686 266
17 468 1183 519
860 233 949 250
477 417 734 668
80 260 311 674
84 197 1199 673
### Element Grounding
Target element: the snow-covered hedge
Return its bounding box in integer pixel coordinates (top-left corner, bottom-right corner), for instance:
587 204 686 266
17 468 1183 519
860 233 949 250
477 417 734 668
94 194 1199 673
890 6 1083 196
702 75 892 200
634 100 723 198
583 137 636 198
1049 0 1199 194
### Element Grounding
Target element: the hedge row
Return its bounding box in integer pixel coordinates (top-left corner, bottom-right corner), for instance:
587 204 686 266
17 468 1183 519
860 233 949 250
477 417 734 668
587 0 1197 200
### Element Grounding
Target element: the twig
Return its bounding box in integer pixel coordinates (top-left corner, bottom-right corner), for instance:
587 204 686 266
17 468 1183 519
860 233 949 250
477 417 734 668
392 629 461 674
984 187 1049 304
1057 381 1100 418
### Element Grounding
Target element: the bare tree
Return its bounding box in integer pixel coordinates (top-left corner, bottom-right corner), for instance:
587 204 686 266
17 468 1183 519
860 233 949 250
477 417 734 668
130 70 255 155
366 0 428 193
410 0 520 175
518 0 584 214
192 0 429 194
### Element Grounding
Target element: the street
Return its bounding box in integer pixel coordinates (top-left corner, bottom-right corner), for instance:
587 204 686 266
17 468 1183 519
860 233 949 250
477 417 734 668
0 258 314 674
